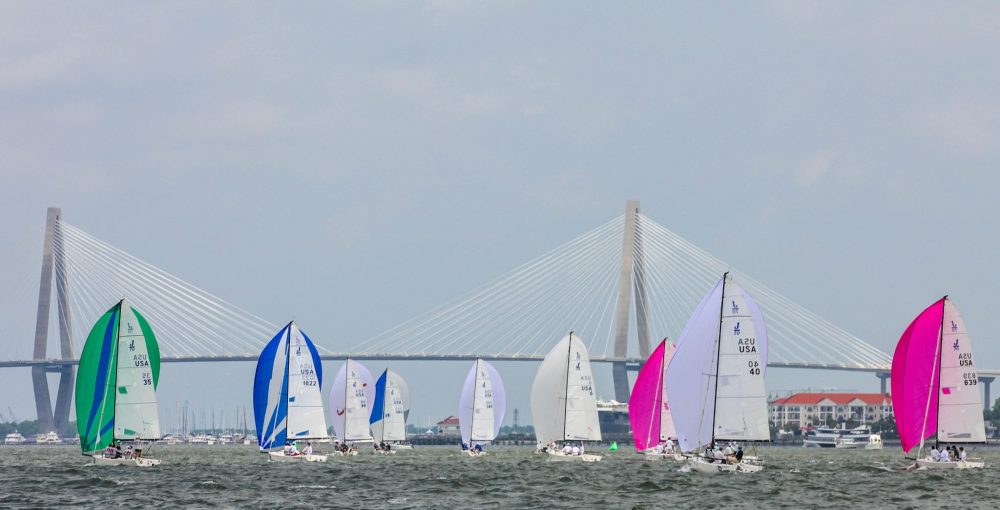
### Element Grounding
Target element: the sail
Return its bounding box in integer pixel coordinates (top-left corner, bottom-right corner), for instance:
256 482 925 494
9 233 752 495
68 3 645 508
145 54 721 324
629 340 666 451
892 298 945 453
714 279 769 441
76 304 121 454
459 359 507 444
75 301 161 454
666 278 725 453
286 324 327 440
370 369 408 442
253 324 289 450
113 302 161 441
937 299 986 443
329 359 375 442
659 341 677 442
531 334 601 445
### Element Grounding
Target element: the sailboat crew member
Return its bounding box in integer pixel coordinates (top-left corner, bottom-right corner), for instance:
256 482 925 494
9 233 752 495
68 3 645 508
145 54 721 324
303 442 313 456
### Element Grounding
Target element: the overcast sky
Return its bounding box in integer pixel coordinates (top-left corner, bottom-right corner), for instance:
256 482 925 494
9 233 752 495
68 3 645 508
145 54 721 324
2 1 999 431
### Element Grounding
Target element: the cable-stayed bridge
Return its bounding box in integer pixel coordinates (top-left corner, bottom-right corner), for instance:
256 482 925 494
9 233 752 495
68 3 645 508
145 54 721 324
3 203 994 434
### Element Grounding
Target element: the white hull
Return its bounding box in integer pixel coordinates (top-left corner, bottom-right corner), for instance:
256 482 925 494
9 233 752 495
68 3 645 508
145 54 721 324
643 452 684 461
89 455 161 467
333 450 359 457
687 456 762 474
392 444 413 450
267 451 327 463
464 450 487 457
916 458 985 470
546 450 601 462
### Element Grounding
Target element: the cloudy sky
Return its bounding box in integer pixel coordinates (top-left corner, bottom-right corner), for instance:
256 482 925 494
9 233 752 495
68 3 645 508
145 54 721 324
2 1 999 431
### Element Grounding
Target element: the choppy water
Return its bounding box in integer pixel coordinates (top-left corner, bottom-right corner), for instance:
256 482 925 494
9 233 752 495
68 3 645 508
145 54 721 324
2 445 999 509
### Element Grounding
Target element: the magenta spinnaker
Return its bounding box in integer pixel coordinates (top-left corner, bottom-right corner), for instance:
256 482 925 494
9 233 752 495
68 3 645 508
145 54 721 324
891 298 945 453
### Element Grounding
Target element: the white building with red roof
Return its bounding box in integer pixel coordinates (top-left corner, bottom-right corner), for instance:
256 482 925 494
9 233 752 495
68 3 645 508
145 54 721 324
435 416 461 436
769 392 893 428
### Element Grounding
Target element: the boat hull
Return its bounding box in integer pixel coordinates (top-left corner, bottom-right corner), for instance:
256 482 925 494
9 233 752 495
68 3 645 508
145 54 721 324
546 450 601 462
916 458 985 470
89 455 161 467
687 457 762 474
267 451 327 463
642 451 684 461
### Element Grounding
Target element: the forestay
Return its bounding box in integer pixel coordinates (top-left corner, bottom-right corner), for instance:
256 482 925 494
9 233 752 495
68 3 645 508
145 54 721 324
459 359 507 444
329 359 376 443
530 334 601 445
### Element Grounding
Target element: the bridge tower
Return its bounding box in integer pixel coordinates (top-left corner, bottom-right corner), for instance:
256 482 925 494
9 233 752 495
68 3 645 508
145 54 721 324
31 207 75 435
611 200 652 402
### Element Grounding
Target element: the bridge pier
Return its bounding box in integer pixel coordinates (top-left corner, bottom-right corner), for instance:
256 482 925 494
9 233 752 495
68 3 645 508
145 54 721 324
31 207 75 435
611 200 651 402
981 376 996 412
876 371 890 395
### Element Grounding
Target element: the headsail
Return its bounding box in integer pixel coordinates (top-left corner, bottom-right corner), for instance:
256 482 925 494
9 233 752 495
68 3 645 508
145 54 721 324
329 359 375 443
459 359 507 444
530 333 601 445
370 369 409 442
892 297 985 454
628 340 676 451
75 300 161 454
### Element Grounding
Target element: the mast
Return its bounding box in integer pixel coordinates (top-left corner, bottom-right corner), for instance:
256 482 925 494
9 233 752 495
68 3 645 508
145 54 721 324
283 322 292 440
934 297 947 444
659 338 667 441
345 357 351 442
709 273 728 447
470 359 479 443
562 332 574 442
380 368 389 444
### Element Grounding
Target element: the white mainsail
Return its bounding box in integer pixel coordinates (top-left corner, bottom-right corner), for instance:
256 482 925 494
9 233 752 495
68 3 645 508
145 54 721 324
666 274 769 453
286 324 328 440
114 302 161 440
937 299 986 443
659 341 677 442
329 359 375 443
530 334 601 445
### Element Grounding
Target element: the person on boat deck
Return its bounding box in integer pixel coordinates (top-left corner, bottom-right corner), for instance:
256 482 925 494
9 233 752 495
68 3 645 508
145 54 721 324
562 444 573 455
124 444 134 460
665 438 674 453
462 442 470 451
930 446 940 461
287 441 300 456
579 444 585 455
960 447 967 461
571 445 580 456
385 442 392 452
713 447 725 463
735 446 744 463
474 443 483 453
114 442 123 458
303 442 313 456
340 443 348 454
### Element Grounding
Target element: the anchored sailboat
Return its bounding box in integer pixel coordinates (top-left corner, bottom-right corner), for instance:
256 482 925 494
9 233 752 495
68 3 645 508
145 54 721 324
370 368 412 452
892 296 985 469
253 321 329 462
329 358 375 455
531 332 602 462
666 273 769 474
628 339 680 460
458 358 507 456
75 299 162 467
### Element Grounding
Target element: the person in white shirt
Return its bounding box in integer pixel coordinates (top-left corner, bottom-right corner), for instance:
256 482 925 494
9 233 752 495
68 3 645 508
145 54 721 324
713 448 725 462
579 445 585 455
665 438 674 454
571 445 581 456
303 442 313 456
562 444 573 455
959 447 967 461
929 446 940 461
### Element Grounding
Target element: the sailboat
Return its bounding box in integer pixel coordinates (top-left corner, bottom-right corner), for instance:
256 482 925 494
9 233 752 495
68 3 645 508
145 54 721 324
628 339 680 460
370 368 412 453
530 332 602 462
891 296 985 469
253 321 329 462
75 299 162 467
329 358 375 455
458 358 507 456
666 273 769 474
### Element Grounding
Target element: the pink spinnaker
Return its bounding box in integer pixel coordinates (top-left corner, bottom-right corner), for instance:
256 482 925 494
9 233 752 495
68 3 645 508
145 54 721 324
891 298 945 454
628 340 675 451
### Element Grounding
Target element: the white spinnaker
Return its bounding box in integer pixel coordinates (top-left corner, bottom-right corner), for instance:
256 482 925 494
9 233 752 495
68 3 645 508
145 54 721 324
659 341 677 441
373 370 408 442
714 278 770 441
286 324 328 440
531 334 601 445
114 302 161 440
666 278 724 453
329 359 375 443
937 299 986 443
